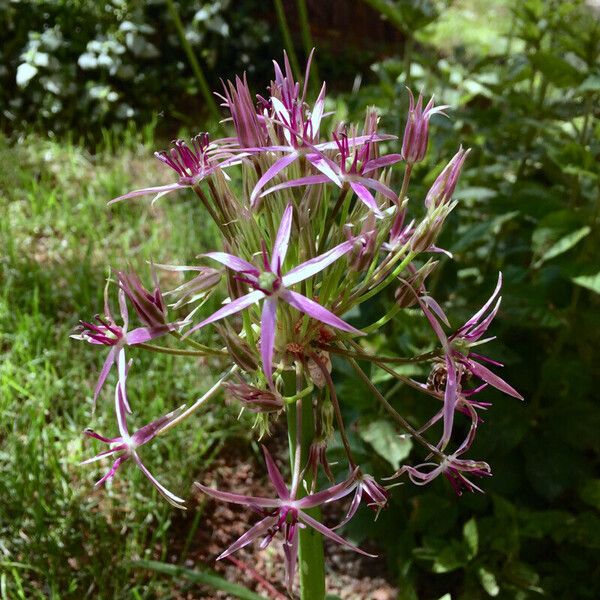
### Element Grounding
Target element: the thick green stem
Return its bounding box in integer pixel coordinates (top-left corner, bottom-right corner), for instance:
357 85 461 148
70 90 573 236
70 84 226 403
284 369 326 600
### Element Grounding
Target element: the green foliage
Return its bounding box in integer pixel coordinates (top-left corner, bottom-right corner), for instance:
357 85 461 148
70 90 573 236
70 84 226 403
334 0 600 598
0 1 270 137
0 130 249 598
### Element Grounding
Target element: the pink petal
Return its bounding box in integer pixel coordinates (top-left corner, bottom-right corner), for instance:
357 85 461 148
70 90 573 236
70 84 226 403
282 240 354 287
194 482 281 508
184 290 265 337
357 177 399 203
349 181 382 215
202 252 258 275
217 516 279 560
362 154 403 174
298 510 377 557
260 174 330 198
441 354 458 448
114 380 130 439
271 203 293 271
296 471 358 509
466 360 523 400
125 325 174 345
262 446 290 501
306 154 342 187
132 453 186 509
250 152 298 206
281 290 362 334
93 347 116 405
461 273 503 332
108 183 184 205
260 298 278 386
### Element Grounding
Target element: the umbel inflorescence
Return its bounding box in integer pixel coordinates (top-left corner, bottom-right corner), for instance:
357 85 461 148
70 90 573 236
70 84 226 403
74 52 522 593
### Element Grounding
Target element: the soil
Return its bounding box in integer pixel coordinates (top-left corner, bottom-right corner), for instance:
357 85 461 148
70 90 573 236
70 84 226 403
165 436 398 600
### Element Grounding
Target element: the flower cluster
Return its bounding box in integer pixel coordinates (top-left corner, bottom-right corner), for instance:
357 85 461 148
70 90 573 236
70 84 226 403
75 52 521 594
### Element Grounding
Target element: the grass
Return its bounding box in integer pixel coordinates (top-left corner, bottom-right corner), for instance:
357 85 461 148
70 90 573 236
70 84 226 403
0 127 250 598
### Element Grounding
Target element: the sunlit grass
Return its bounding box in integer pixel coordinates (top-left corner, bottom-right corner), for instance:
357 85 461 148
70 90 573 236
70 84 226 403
0 128 247 598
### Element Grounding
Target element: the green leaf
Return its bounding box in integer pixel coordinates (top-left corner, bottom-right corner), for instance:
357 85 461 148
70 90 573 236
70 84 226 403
533 225 590 267
463 518 479 559
359 419 412 469
529 51 583 87
478 567 500 596
572 272 600 294
130 560 265 600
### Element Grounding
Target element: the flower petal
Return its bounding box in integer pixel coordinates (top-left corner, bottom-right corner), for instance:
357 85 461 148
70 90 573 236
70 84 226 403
282 240 354 287
217 516 279 560
441 355 458 448
184 290 265 337
125 325 176 345
349 181 382 215
262 445 290 501
260 298 278 386
133 453 186 509
250 152 298 207
466 359 523 400
194 482 281 508
296 470 358 509
260 174 330 198
202 252 258 275
271 203 293 271
93 346 116 405
281 290 362 334
362 154 403 174
298 510 377 557
108 183 184 205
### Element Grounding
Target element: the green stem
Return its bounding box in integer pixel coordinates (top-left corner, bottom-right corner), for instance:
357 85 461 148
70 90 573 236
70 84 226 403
273 0 302 76
295 0 319 87
164 0 220 122
284 368 326 600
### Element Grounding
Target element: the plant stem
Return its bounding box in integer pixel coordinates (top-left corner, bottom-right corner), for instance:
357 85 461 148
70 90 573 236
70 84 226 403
284 368 326 600
295 0 319 88
164 0 220 122
273 0 302 76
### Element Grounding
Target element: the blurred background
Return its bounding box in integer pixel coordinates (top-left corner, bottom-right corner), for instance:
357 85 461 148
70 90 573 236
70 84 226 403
1 0 599 598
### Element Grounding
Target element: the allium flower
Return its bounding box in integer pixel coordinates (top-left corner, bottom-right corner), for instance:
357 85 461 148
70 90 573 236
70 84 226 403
117 269 167 329
393 413 491 495
424 147 470 210
72 283 180 405
218 74 269 148
402 89 448 164
185 203 362 384
82 371 186 508
338 472 390 527
108 134 241 205
420 273 523 447
194 446 373 592
261 130 401 215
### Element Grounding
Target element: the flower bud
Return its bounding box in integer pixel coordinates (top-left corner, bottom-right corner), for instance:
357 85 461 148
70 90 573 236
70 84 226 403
118 269 166 328
425 147 470 210
395 261 438 308
223 378 283 413
346 214 377 272
305 438 335 486
402 90 448 164
215 322 259 373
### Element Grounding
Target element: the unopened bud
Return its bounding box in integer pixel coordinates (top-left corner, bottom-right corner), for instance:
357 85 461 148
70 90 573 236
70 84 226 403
305 438 335 486
118 270 166 328
216 322 259 373
395 261 438 308
223 378 283 413
425 147 470 210
402 90 448 164
346 214 377 272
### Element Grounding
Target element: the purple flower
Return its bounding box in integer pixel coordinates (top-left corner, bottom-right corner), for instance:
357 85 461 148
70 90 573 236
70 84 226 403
117 269 167 329
420 273 523 448
424 147 470 210
337 472 390 527
222 378 283 413
402 89 448 164
218 74 269 148
261 130 401 216
194 446 373 592
184 203 362 385
394 414 491 495
72 282 180 405
81 370 186 508
108 134 241 205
